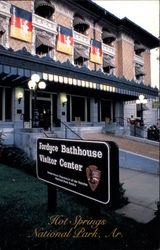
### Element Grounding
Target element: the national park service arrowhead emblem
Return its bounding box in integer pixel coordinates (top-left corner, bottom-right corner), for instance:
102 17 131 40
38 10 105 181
86 165 101 192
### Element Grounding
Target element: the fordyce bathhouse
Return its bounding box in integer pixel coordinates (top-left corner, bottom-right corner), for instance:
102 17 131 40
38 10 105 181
0 0 159 146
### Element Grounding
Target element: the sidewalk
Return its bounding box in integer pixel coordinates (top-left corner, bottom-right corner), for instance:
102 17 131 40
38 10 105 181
83 132 159 223
116 168 159 223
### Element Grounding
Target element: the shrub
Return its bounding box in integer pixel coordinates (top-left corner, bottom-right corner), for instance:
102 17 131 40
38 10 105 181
1 146 36 176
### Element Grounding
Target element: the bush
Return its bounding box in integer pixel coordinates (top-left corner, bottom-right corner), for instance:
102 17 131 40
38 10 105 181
147 125 159 141
1 146 36 176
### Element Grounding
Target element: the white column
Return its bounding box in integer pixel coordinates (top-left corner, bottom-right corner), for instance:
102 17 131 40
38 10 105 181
14 87 24 128
90 98 98 124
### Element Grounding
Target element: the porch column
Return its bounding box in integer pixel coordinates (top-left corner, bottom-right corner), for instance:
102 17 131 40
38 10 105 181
14 87 24 128
115 101 124 125
90 98 98 124
57 93 67 125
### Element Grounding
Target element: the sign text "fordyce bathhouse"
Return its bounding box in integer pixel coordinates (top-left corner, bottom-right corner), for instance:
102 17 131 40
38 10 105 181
37 138 110 204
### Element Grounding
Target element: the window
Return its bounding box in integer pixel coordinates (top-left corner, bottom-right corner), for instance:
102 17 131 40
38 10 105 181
24 90 30 122
0 88 2 120
67 95 70 122
5 88 12 121
87 98 90 122
72 96 85 121
102 29 116 46
36 32 55 57
73 15 89 35
74 44 89 67
34 0 55 20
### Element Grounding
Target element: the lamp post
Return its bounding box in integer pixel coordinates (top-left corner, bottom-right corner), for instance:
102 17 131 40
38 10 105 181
136 94 147 126
28 74 46 128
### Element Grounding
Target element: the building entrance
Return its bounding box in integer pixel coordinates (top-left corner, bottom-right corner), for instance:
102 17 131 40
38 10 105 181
71 96 85 121
32 100 51 129
101 100 111 122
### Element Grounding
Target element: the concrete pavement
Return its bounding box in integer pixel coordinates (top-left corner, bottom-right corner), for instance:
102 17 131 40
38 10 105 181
116 168 159 223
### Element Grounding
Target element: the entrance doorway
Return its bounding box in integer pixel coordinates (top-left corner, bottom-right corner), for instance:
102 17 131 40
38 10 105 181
101 100 111 122
32 100 51 129
72 96 85 121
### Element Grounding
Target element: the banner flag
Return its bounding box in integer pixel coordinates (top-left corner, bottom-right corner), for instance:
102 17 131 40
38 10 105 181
90 39 102 64
57 25 73 55
10 5 32 43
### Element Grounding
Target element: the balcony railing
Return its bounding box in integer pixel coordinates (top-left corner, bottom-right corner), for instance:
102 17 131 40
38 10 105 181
32 14 57 35
134 54 144 65
0 1 10 18
73 31 90 47
102 43 115 56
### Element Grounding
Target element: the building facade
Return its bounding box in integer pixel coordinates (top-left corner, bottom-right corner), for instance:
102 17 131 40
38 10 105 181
0 0 159 135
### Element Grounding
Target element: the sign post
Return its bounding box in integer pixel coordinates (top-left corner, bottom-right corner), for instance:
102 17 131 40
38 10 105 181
37 138 119 210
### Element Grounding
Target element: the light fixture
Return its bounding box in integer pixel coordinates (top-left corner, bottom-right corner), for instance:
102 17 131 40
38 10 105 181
136 94 147 104
54 75 58 82
86 81 89 88
89 82 93 88
136 94 147 126
48 74 53 81
31 73 40 83
28 80 36 90
73 79 77 85
82 80 85 87
38 81 46 89
93 83 96 89
69 78 73 85
43 73 48 81
64 77 68 84
28 74 47 128
60 93 67 106
18 92 23 104
78 80 81 86
59 76 63 83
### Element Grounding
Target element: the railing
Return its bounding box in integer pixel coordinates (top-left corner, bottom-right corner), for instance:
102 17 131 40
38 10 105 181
32 14 57 34
110 116 158 140
134 54 144 65
73 31 90 47
102 43 115 56
58 119 83 140
0 1 11 18
40 128 49 138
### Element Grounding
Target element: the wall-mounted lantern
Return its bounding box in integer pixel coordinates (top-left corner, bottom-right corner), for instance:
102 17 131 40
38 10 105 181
60 93 67 106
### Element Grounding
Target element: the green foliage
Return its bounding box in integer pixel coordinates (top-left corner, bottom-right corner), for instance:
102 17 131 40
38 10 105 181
155 201 160 218
0 131 6 146
119 182 128 207
1 146 36 176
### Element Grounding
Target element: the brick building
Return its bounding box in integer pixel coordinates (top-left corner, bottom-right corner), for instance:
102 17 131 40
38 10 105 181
0 0 159 139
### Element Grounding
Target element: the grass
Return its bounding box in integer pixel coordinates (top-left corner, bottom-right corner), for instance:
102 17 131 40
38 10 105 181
0 163 159 250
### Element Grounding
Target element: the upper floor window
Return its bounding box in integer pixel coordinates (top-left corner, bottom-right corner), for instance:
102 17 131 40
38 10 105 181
102 29 116 46
0 88 12 122
74 43 89 67
36 31 55 56
134 42 145 56
73 14 89 35
135 63 145 82
35 0 55 19
103 54 115 74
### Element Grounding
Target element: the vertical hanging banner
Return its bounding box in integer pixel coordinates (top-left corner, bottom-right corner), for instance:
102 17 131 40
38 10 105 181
56 25 73 55
90 39 102 64
10 5 32 43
